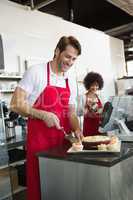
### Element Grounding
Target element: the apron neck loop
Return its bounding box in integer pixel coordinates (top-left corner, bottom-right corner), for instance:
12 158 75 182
47 62 69 89
66 78 69 88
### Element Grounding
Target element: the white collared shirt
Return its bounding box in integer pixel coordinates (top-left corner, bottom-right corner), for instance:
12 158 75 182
18 62 77 106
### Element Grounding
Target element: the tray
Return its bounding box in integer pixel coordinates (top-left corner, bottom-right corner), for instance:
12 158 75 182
67 148 121 155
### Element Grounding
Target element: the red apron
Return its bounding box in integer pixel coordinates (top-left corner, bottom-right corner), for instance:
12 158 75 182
26 62 70 200
83 96 102 136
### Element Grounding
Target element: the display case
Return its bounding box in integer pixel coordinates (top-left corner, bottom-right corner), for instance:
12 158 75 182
0 102 26 200
0 101 12 200
0 145 12 200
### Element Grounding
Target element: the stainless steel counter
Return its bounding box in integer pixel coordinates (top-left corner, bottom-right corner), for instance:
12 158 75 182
37 142 133 200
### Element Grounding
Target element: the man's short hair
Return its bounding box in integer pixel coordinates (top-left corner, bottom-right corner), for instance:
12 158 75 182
55 36 81 55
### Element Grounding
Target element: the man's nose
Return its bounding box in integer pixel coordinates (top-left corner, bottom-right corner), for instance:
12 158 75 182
68 59 74 66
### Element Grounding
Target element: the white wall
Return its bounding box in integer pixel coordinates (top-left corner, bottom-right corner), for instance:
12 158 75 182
109 36 126 78
0 0 126 103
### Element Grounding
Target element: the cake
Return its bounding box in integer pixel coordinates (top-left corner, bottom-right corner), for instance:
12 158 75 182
97 136 121 152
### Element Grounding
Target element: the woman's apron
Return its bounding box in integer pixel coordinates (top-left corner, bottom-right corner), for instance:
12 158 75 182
26 62 70 200
83 96 102 136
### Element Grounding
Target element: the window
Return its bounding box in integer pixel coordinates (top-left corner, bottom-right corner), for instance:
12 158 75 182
126 60 133 76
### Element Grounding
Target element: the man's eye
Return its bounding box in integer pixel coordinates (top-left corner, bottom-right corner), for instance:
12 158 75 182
66 56 71 59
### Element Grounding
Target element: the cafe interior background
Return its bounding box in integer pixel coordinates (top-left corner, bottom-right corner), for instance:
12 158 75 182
0 0 133 200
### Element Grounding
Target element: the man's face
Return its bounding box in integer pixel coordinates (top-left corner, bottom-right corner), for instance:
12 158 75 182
55 45 79 72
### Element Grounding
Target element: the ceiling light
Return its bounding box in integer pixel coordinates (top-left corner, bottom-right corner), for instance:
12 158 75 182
106 0 133 16
128 47 133 51
30 0 56 10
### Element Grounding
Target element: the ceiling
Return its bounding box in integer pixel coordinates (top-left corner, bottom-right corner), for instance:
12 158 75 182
9 0 133 61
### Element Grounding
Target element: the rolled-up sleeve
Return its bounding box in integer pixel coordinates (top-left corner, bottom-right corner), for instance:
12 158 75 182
17 66 37 96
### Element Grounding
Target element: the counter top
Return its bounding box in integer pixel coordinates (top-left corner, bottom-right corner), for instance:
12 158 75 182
0 132 26 167
7 133 26 149
0 132 26 150
37 142 133 167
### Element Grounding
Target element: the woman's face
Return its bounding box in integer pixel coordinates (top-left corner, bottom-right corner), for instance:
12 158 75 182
89 82 99 94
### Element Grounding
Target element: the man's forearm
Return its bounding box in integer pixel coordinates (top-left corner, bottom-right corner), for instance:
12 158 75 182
10 101 62 129
10 102 47 121
10 87 50 121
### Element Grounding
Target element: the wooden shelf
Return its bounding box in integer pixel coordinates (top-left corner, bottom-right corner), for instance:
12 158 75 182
0 76 22 80
0 140 26 200
0 186 26 200
13 186 26 195
0 90 15 93
0 194 12 200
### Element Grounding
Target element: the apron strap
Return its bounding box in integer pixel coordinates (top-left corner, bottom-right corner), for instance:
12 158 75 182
66 78 69 89
47 62 50 85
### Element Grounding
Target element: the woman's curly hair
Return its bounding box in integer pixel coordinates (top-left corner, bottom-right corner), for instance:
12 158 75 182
83 72 104 90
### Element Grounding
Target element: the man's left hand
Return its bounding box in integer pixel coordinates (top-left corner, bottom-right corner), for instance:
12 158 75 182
74 129 83 141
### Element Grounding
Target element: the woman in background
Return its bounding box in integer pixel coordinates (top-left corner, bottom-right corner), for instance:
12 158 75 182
83 72 104 136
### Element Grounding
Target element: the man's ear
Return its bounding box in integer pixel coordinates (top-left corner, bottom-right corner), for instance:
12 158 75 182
54 48 60 57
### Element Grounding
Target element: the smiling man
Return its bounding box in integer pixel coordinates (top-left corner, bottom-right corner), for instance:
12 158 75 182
10 36 82 200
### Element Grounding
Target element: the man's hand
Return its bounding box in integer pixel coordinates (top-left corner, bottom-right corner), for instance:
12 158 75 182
74 129 84 141
42 111 61 130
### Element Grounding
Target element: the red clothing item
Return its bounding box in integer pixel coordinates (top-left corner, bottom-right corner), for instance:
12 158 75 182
83 95 102 136
26 62 71 200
